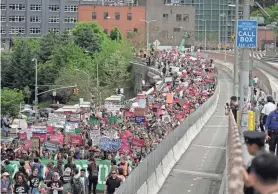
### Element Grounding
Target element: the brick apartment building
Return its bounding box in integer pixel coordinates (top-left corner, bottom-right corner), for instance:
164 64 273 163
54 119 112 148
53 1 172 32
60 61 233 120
78 4 146 38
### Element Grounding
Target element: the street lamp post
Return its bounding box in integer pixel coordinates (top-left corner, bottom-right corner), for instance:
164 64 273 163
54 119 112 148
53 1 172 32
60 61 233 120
220 13 227 63
140 19 156 54
229 1 240 97
32 58 38 104
201 20 207 50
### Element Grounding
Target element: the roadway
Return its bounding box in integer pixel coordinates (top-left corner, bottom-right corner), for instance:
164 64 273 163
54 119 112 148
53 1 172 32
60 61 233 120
158 69 233 194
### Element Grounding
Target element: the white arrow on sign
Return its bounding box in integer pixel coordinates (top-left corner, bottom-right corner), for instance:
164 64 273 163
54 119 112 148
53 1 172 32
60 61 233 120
153 39 161 47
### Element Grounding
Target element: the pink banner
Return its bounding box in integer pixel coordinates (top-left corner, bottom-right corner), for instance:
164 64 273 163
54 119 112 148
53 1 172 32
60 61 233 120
32 133 47 144
124 111 134 117
69 135 82 145
131 138 145 148
18 132 27 140
47 126 54 134
120 144 132 154
120 130 132 139
24 140 31 150
50 134 64 143
175 113 185 120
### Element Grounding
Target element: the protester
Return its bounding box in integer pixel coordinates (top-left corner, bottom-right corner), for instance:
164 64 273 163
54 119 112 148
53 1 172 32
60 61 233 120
265 103 278 154
1 172 12 194
27 166 42 194
13 174 29 194
87 159 98 194
104 169 121 194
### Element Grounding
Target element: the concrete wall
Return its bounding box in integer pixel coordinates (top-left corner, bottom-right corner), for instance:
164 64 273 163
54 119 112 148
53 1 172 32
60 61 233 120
146 0 195 46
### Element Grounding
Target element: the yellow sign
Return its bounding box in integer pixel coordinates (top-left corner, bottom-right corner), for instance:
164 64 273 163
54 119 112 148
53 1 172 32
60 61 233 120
232 33 236 41
248 111 255 131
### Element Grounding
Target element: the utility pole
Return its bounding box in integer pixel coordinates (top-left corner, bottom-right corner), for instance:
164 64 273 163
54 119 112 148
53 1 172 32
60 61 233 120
234 0 239 97
140 19 156 54
239 0 251 132
225 15 228 63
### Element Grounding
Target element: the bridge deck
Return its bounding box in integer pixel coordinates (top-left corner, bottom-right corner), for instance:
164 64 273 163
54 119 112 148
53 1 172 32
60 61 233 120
158 69 233 194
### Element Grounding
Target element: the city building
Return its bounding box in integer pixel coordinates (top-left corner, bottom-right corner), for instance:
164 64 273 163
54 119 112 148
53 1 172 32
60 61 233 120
146 0 195 46
78 1 146 38
1 0 79 50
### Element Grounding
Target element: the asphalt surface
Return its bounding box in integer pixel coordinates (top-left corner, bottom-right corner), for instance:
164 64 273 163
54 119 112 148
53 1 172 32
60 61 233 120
158 69 233 194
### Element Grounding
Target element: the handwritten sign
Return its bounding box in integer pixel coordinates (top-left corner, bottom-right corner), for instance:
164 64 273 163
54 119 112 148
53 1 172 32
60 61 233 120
135 116 145 124
30 137 40 154
99 137 122 151
69 135 82 145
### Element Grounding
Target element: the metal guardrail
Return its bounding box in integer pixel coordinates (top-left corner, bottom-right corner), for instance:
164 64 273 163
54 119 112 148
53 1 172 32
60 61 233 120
226 111 244 194
255 59 278 78
114 69 220 194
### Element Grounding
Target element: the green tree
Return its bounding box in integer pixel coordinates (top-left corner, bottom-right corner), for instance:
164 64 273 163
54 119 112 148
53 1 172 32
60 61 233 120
72 22 105 54
1 88 24 116
110 27 122 41
2 39 35 90
23 86 32 104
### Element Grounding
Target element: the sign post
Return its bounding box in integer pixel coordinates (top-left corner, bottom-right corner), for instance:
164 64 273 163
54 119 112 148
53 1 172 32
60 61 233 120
236 20 258 48
236 19 258 132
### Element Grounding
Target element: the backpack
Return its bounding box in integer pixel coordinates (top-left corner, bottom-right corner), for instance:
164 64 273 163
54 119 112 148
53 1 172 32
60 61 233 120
72 177 84 194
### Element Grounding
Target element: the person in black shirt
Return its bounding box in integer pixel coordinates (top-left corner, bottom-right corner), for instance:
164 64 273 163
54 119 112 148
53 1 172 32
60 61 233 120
47 172 63 194
229 96 239 122
14 174 29 194
28 166 42 194
105 170 121 194
64 156 76 175
60 168 72 194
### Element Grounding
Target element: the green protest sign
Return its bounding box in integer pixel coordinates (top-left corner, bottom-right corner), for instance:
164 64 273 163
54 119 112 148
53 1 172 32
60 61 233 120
3 159 111 191
108 116 117 123
116 118 123 124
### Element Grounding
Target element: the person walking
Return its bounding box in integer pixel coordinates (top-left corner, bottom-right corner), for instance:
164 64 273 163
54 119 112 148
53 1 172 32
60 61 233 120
261 96 276 132
265 103 278 155
104 170 121 194
87 159 99 194
27 166 42 194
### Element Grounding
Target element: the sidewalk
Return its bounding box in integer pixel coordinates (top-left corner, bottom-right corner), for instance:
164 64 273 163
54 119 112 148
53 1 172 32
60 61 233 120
258 69 278 102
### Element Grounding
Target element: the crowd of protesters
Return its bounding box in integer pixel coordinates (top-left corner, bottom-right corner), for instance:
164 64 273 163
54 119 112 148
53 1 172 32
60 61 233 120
1 49 216 194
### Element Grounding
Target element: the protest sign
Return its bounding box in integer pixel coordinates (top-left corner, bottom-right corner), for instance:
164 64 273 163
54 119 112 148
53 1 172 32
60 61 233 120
134 108 146 116
131 138 145 147
175 112 185 120
138 99 147 108
18 132 27 140
31 126 47 134
90 129 100 146
44 140 59 151
49 134 64 144
166 93 174 104
108 116 117 123
30 137 40 154
120 144 132 154
120 130 132 139
46 126 54 134
32 133 47 143
165 77 173 83
88 118 100 125
135 116 145 124
99 137 122 151
69 135 82 145
65 122 79 133
124 111 134 117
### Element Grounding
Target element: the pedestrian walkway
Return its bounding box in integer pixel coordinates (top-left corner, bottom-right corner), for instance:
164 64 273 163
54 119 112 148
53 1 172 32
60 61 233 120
259 68 278 102
158 69 233 194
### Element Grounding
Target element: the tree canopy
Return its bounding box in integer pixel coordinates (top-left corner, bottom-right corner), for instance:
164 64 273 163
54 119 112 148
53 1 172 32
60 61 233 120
110 27 122 41
1 88 24 116
1 21 134 105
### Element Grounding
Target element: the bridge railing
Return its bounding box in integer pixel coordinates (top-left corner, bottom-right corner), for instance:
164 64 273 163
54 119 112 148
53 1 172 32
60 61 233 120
225 111 244 194
115 70 220 194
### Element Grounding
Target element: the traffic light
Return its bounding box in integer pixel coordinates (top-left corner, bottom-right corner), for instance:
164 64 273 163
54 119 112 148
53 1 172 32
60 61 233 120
232 33 235 41
73 88 79 94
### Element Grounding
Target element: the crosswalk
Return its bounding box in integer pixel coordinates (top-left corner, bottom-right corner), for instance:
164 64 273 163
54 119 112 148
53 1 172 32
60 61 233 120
249 50 266 60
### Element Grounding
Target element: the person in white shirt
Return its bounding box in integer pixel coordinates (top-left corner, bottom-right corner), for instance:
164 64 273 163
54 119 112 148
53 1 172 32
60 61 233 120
261 96 276 132
253 76 258 86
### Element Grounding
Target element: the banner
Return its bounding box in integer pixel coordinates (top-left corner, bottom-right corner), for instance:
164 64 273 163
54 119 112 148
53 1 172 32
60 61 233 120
99 137 122 151
30 137 40 154
44 140 59 151
32 133 47 143
131 138 145 147
69 135 82 145
31 126 47 134
90 129 100 146
135 116 145 124
49 134 64 144
166 93 174 104
134 108 146 116
18 132 27 140
65 122 79 133
2 159 111 191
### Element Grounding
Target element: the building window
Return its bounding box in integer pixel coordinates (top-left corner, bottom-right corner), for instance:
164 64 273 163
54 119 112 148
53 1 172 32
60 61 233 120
176 14 182 21
127 13 132 20
1 4 6 10
30 28 41 34
64 17 77 23
49 5 59 12
104 12 108 19
92 12 97 19
9 4 25 11
104 29 108 34
115 12 120 20
49 16 59 23
9 27 25 34
30 4 41 11
173 27 181 32
9 16 25 23
30 16 41 23
183 14 189 22
1 16 6 22
65 28 72 35
65 5 78 12
49 28 59 34
1 27 5 34
134 28 138 32
163 13 169 20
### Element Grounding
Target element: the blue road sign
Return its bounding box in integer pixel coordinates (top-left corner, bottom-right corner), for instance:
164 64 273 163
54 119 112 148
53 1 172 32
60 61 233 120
236 20 258 48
